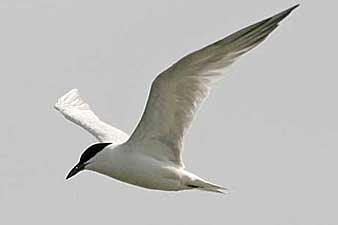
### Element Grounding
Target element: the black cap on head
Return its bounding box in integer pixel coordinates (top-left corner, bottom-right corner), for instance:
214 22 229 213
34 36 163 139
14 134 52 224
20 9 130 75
79 143 112 165
66 143 112 180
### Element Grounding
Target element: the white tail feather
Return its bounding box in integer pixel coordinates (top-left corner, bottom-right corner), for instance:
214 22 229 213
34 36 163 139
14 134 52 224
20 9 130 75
188 179 227 194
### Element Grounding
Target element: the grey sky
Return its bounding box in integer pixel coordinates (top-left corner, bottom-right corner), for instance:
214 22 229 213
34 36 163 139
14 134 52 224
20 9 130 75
1 0 336 224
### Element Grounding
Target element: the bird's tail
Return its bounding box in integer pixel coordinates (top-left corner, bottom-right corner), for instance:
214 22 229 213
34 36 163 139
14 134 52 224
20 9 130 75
187 179 227 194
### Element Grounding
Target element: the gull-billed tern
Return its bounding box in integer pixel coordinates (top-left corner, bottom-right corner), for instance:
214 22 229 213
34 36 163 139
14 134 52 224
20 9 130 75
55 5 299 193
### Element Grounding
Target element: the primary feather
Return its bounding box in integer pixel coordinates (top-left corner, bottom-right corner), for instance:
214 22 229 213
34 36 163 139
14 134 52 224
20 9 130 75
54 89 129 143
56 5 298 193
128 5 299 167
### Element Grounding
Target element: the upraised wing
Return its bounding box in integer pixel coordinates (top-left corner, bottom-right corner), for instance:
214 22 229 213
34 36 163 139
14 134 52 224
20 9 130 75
128 5 299 167
54 89 129 143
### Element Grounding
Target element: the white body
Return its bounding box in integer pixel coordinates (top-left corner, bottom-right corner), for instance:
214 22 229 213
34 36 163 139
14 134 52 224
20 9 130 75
87 144 200 191
55 89 225 193
55 6 298 193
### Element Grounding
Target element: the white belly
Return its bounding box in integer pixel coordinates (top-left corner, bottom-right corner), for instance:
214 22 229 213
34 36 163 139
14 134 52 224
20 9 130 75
88 150 186 191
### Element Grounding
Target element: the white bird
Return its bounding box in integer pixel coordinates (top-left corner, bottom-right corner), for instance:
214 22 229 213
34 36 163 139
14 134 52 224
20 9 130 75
55 5 298 193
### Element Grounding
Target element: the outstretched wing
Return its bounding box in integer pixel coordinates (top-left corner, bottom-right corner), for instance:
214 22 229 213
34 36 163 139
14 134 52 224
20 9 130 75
127 5 299 167
54 89 129 143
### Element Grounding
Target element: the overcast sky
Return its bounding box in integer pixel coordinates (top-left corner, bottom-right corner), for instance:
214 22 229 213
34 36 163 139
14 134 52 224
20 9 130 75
1 0 337 224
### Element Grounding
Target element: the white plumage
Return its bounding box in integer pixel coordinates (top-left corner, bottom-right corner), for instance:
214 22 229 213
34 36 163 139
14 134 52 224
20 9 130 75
54 89 129 143
55 5 298 193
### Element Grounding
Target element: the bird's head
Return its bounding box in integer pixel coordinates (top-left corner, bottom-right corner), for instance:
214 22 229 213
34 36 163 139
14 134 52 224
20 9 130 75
66 142 112 180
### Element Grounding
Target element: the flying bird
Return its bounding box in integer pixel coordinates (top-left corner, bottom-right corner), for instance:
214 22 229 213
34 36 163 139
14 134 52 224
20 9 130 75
55 5 299 193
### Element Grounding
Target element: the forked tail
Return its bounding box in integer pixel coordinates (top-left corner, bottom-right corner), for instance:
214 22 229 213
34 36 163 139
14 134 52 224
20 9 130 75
187 179 227 194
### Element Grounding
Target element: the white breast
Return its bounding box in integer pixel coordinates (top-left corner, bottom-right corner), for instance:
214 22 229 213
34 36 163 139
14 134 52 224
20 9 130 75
87 145 185 191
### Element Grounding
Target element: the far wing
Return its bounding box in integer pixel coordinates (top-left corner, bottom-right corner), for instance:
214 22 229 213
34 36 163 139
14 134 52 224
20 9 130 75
127 5 299 167
54 89 129 143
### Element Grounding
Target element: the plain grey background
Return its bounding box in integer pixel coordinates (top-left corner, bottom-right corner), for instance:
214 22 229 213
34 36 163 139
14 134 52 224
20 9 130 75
1 0 336 224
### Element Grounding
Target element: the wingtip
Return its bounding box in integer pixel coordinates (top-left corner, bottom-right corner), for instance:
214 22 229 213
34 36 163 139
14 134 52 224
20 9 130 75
292 3 300 10
64 88 80 98
54 88 90 111
288 4 300 14
68 88 79 94
60 88 80 101
281 4 300 16
264 4 299 28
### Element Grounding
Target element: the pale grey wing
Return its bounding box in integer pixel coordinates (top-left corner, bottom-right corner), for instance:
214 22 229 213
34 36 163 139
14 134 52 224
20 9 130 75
128 5 299 167
54 89 129 143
